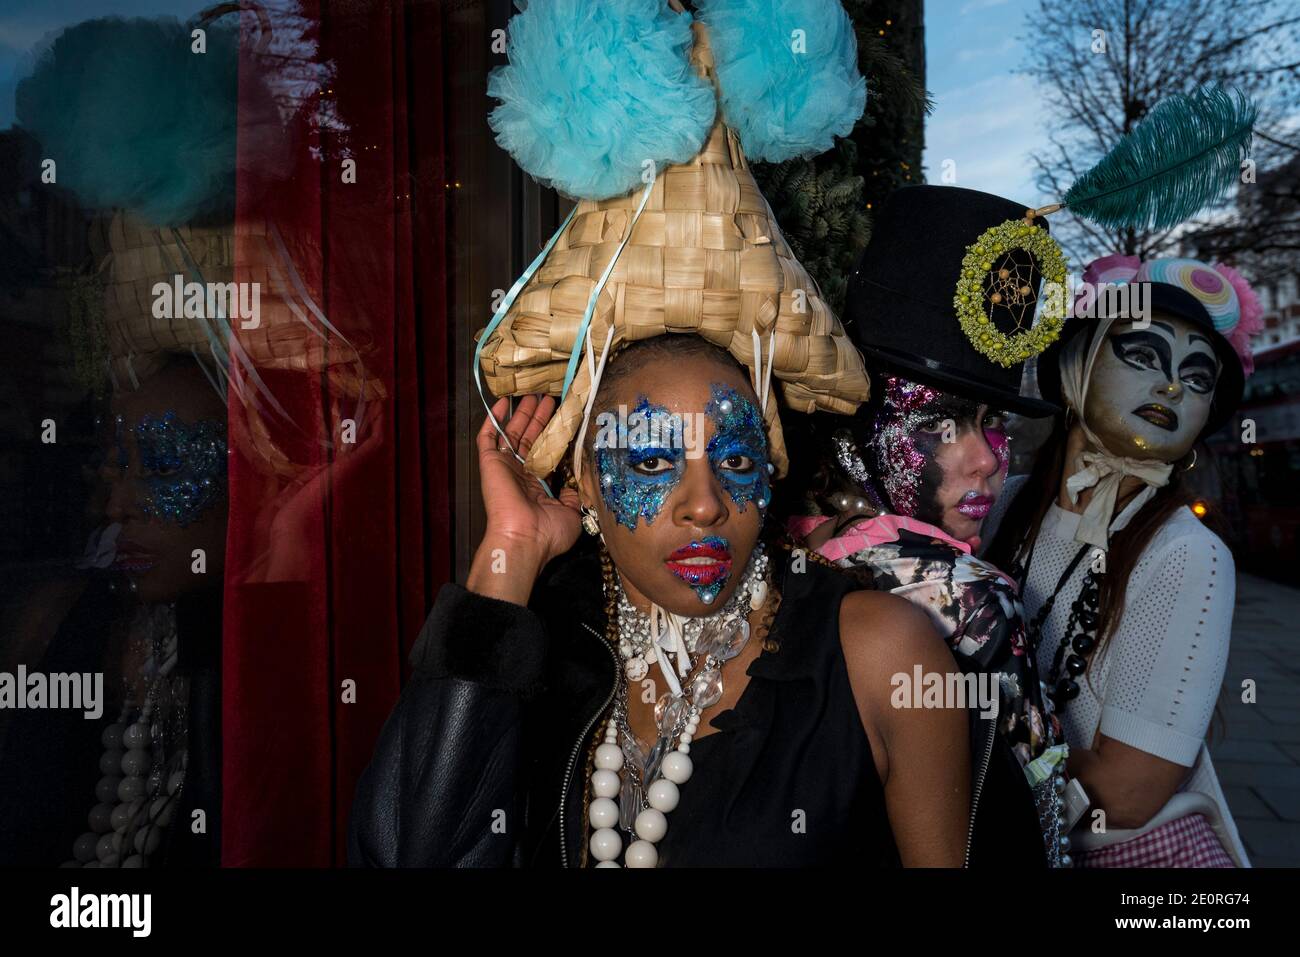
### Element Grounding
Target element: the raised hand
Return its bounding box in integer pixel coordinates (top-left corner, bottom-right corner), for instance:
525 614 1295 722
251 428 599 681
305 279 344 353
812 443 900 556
466 395 582 604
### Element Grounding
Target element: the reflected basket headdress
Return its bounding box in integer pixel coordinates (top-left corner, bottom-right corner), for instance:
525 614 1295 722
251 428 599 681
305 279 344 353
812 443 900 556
87 210 384 478
18 11 384 479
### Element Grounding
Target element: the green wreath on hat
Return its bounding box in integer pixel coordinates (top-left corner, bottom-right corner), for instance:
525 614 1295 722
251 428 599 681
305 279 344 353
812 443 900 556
952 219 1068 368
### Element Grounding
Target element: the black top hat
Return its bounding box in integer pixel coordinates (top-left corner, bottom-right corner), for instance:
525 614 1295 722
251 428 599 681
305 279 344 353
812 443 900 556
844 185 1060 417
1036 282 1246 438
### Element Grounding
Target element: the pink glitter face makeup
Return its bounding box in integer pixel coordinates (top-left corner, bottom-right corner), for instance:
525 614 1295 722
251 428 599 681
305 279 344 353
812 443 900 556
867 376 944 518
985 421 1010 477
864 375 1009 533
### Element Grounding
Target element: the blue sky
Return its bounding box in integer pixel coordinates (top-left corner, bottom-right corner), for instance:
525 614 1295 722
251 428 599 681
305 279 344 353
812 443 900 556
923 0 1049 204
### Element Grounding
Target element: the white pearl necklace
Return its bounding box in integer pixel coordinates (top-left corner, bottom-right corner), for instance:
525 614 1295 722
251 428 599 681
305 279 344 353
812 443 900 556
588 556 769 868
828 491 872 513
588 708 699 868
61 603 188 869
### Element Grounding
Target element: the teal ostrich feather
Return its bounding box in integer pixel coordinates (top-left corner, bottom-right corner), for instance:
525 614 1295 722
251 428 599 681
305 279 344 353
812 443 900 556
1063 86 1256 231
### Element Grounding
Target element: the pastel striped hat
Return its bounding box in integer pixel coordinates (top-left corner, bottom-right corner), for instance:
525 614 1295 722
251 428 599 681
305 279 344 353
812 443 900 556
1043 253 1264 438
1081 254 1263 376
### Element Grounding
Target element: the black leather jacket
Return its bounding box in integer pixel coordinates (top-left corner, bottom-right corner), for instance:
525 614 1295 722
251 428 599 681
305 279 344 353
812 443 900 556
348 546 613 867
347 545 1046 868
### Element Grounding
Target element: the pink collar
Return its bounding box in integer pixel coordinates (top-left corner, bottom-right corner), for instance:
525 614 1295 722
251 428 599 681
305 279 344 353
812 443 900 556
788 513 974 563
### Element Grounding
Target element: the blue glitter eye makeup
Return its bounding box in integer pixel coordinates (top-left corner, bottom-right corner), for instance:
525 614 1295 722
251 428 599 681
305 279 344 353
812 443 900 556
594 386 770 530
132 411 228 527
705 384 770 512
595 396 687 530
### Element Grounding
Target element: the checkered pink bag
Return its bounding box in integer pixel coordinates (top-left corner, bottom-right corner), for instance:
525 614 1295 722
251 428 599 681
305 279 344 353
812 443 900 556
1077 814 1235 868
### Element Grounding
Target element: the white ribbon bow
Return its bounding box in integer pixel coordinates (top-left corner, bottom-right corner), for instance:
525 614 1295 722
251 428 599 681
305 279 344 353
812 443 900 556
648 605 691 697
1065 450 1173 551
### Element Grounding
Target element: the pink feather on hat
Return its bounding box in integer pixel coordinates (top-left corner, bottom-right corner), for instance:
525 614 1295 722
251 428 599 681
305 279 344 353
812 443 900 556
1213 262 1263 376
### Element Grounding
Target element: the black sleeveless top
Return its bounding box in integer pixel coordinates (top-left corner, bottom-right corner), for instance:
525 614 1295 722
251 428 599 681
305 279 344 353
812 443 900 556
597 554 901 868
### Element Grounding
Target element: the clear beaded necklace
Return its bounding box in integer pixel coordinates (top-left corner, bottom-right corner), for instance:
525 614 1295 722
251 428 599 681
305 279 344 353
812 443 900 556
613 544 768 684
587 545 769 868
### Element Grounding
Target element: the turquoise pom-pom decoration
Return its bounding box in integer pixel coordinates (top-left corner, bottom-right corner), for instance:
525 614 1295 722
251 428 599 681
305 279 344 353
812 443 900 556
696 0 866 163
487 0 716 201
16 17 239 227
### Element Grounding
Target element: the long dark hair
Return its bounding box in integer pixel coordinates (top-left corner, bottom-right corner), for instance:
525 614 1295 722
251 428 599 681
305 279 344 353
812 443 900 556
770 357 895 534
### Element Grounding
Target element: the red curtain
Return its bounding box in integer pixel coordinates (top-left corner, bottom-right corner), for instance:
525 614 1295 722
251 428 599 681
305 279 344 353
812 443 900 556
222 0 451 866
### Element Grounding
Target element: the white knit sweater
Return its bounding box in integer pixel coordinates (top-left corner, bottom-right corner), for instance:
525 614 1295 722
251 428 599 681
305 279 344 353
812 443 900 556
1017 497 1249 866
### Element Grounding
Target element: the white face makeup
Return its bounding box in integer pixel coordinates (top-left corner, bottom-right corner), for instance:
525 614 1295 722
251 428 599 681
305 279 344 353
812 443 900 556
1083 312 1220 461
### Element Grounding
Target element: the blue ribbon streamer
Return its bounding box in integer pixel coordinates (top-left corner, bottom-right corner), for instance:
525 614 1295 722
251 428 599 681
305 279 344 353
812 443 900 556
472 204 580 498
559 179 655 402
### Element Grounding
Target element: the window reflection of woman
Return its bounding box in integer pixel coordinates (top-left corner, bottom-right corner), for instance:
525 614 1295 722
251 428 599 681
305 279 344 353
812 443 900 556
0 356 227 868
101 358 230 607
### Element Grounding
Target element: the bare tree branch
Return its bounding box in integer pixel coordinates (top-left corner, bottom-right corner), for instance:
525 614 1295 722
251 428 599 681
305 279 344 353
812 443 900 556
1022 0 1300 263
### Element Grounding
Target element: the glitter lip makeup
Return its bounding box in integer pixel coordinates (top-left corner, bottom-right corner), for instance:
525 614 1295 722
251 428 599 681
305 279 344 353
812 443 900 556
955 491 993 520
665 535 732 603
111 538 157 574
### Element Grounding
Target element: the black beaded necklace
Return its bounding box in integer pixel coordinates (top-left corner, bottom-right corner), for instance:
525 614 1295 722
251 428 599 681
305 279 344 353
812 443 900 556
1018 542 1101 713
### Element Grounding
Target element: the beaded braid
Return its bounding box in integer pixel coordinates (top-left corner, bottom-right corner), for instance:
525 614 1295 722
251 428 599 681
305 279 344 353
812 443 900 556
756 582 783 654
599 542 620 641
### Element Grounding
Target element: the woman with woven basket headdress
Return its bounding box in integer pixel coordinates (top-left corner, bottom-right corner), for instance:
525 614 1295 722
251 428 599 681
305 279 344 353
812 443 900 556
350 1 975 868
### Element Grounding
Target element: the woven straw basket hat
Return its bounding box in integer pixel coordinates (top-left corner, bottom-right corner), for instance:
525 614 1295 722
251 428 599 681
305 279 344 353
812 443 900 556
90 209 384 478
477 20 870 481
90 210 234 387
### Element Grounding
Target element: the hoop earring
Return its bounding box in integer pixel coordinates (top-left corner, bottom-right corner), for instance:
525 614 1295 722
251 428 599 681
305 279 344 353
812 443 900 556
1183 448 1198 472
